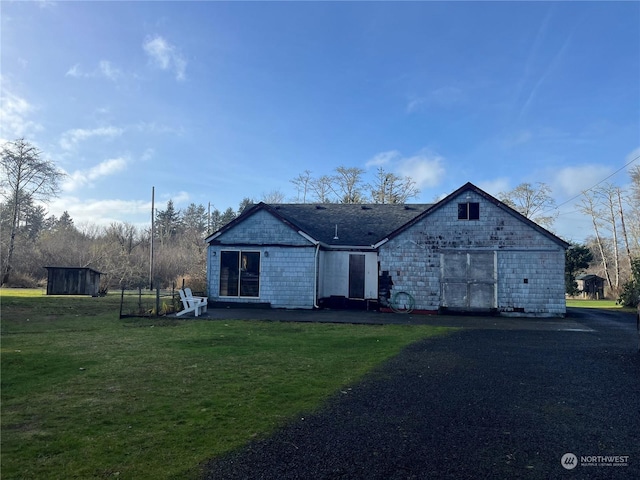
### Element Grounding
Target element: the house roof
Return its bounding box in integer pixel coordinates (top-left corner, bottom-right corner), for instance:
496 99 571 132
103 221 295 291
206 182 570 249
207 202 432 247
266 203 433 246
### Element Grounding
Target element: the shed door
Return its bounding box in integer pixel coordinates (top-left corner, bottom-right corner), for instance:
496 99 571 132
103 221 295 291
441 252 496 310
349 254 365 299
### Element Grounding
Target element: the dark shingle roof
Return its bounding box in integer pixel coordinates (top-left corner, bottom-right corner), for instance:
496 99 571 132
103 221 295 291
208 182 570 249
267 203 432 246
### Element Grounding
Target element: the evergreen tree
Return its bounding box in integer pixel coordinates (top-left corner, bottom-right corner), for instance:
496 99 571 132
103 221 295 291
155 200 183 244
565 243 593 295
182 203 208 237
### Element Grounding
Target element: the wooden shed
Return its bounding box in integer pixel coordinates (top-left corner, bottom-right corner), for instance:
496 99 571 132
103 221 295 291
576 274 605 299
45 267 102 296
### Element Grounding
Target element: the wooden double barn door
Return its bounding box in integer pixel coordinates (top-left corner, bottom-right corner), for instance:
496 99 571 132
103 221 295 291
441 251 496 311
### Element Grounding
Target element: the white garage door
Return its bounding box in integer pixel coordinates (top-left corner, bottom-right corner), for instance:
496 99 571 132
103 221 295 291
441 252 496 310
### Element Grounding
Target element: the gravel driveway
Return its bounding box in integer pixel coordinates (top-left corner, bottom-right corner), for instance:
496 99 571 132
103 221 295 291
201 308 640 479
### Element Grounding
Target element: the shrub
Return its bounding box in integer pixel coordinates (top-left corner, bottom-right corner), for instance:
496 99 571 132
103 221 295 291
618 257 640 307
4 271 40 288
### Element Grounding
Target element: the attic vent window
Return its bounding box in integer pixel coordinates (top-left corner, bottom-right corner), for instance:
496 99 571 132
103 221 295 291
315 205 326 210
458 202 480 220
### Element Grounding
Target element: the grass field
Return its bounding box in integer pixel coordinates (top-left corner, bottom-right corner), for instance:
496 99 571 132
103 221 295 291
565 298 627 309
1 289 451 479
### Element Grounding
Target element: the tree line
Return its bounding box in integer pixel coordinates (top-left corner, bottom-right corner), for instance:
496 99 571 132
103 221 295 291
1 138 639 304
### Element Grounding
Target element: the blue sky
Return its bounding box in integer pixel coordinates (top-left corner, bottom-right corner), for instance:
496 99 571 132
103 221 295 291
1 1 638 243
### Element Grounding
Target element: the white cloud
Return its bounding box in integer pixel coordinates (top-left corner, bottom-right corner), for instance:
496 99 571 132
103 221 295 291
46 196 152 228
478 178 512 197
59 126 123 150
160 191 190 206
365 150 401 168
65 60 122 81
134 121 184 136
0 87 43 138
140 148 155 162
143 35 187 81
37 0 57 9
407 86 464 113
65 64 83 77
366 149 446 189
396 152 446 189
98 61 122 81
553 164 613 197
62 157 127 192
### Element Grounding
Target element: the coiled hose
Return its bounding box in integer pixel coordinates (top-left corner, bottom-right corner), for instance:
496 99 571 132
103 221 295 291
390 291 415 314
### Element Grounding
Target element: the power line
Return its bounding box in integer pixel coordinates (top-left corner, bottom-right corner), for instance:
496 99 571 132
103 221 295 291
546 153 640 213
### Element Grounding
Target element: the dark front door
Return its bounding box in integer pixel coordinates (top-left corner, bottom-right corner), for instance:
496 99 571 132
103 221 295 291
349 254 366 299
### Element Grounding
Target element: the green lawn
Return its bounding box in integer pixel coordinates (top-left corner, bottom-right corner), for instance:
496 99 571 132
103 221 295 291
1 289 451 479
566 298 624 309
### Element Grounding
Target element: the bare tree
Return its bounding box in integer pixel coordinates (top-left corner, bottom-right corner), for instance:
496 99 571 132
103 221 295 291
615 186 633 272
0 139 65 284
598 184 621 289
310 175 335 203
498 182 558 229
261 189 286 204
628 164 640 252
290 170 313 203
577 192 613 291
333 166 366 203
97 222 147 290
368 167 419 204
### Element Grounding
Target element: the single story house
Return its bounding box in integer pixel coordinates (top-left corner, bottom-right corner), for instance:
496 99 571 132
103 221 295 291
206 182 570 317
45 266 102 296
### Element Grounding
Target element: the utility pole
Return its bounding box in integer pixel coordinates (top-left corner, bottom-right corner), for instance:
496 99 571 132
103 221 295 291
150 186 155 290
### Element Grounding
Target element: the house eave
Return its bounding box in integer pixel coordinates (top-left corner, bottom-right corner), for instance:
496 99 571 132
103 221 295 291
319 243 379 251
373 238 389 249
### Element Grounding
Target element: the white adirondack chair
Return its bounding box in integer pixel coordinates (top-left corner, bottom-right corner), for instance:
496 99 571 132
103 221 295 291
177 288 208 317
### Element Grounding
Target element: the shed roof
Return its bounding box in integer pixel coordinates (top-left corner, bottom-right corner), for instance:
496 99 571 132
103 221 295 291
44 266 103 274
576 274 604 281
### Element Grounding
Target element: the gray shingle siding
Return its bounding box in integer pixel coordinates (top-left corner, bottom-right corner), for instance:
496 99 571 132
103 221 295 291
379 190 566 316
208 210 317 308
206 183 568 317
213 210 309 246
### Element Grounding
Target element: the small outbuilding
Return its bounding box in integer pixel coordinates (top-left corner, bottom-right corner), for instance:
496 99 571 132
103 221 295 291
575 274 605 299
44 266 102 296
